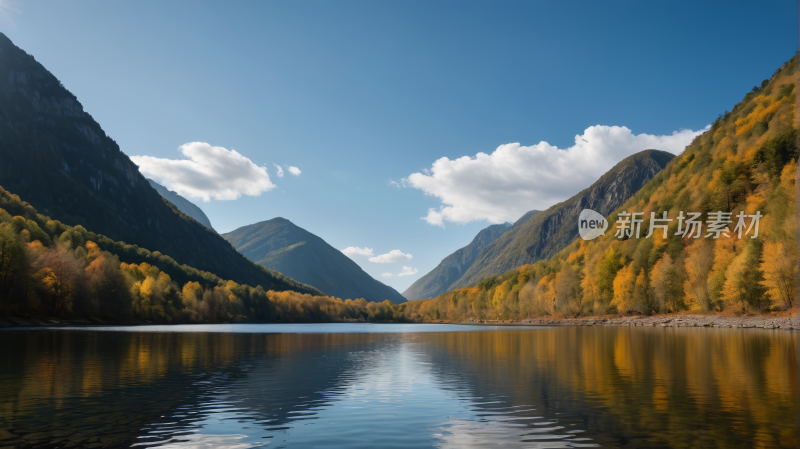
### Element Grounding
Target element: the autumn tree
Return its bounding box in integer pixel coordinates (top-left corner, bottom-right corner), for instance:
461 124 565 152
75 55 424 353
83 241 131 317
580 271 600 315
760 241 795 309
611 264 636 313
0 222 26 306
555 263 582 316
707 236 738 310
632 268 651 313
722 241 769 313
534 274 556 316
596 247 622 311
651 253 683 312
684 239 714 311
33 243 85 316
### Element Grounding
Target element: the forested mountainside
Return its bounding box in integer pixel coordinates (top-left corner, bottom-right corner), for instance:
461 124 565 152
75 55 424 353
402 222 517 302
447 150 674 291
403 56 798 322
0 185 411 323
224 218 407 303
0 33 309 293
405 150 671 302
147 179 215 231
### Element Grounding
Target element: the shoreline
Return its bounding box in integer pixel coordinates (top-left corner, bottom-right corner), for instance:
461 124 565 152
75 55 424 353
459 313 799 330
2 313 798 331
0 317 415 328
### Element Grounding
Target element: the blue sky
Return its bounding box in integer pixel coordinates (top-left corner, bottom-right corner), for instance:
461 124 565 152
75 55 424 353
2 0 797 293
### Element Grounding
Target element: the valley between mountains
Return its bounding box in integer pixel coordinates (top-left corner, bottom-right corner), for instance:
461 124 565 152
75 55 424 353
1 31 797 326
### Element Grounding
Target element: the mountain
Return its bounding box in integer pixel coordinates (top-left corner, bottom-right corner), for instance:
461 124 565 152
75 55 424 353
403 218 531 302
406 56 798 320
405 150 673 301
223 218 407 303
0 33 319 295
0 184 403 323
147 179 215 231
449 149 675 290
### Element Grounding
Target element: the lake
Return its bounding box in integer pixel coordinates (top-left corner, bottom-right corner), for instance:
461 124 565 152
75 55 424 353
0 324 796 448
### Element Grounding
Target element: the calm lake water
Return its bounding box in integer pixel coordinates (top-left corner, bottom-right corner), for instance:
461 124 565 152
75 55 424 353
0 323 797 448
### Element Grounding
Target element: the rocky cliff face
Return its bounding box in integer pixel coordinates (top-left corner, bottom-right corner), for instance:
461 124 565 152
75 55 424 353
448 149 675 290
0 33 319 295
224 218 407 303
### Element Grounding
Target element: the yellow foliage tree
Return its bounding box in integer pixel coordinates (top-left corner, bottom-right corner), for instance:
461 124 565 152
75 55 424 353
611 264 636 313
760 241 795 309
684 240 714 311
721 252 748 313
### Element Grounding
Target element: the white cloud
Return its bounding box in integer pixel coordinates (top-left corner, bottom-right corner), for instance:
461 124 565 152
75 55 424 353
131 142 275 202
381 267 417 277
397 266 418 277
342 247 374 258
369 250 413 264
0 0 22 22
405 125 709 226
272 163 300 178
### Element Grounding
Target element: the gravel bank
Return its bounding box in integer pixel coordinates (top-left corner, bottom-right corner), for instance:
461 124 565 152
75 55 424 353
508 314 799 330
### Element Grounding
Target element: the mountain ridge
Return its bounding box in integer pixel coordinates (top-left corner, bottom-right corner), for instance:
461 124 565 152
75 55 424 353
449 149 675 289
402 220 525 302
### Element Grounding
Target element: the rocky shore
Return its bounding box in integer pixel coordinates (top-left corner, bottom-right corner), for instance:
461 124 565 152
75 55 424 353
3 314 798 330
471 314 799 330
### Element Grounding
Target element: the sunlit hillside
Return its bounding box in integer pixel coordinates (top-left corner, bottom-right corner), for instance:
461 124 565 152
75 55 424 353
0 186 403 323
403 56 799 321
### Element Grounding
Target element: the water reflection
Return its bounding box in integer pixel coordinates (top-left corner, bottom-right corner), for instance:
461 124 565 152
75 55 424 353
419 328 798 448
0 325 796 448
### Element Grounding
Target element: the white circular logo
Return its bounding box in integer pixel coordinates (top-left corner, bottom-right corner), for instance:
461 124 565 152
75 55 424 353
579 209 608 240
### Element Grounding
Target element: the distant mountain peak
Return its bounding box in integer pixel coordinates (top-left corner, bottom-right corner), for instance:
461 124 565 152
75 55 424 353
402 215 539 302
224 219 407 303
